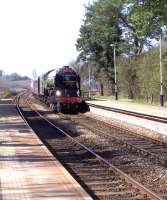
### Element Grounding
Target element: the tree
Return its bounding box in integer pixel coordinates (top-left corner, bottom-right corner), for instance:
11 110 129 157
76 0 167 99
76 0 125 94
123 0 167 52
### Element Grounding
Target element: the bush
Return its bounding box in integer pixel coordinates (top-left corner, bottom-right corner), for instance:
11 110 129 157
1 89 9 98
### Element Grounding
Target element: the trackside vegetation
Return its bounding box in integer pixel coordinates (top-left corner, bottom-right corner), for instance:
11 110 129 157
74 0 167 104
0 89 9 99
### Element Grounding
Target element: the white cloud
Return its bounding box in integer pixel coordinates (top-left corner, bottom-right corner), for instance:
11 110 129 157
0 0 89 77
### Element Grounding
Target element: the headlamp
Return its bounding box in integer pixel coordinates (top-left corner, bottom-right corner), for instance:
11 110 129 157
56 90 61 96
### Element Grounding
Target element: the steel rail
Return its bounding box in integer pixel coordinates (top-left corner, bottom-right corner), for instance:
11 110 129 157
15 92 35 130
17 93 164 200
83 113 167 147
87 103 167 123
69 116 167 166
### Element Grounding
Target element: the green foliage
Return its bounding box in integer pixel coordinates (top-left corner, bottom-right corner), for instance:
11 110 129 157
1 89 9 98
117 48 167 102
76 0 125 91
76 0 167 102
136 48 160 99
126 0 167 41
117 56 140 98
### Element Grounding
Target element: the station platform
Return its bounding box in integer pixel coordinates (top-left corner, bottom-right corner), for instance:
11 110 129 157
0 99 92 200
87 99 167 141
87 99 167 118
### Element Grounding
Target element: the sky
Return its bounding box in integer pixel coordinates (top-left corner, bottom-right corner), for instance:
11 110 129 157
0 0 92 78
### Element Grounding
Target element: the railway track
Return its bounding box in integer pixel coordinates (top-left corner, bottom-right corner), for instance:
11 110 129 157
69 115 167 167
87 103 167 123
15 92 166 200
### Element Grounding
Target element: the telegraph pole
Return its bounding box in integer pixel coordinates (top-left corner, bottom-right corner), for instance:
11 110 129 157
159 35 164 106
111 44 118 100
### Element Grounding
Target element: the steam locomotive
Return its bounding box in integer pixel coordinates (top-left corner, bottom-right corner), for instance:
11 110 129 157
31 66 89 113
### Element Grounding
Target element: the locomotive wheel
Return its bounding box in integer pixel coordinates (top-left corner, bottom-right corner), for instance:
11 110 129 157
79 101 90 113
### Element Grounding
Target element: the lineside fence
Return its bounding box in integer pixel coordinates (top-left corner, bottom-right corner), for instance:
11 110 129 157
81 90 100 100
